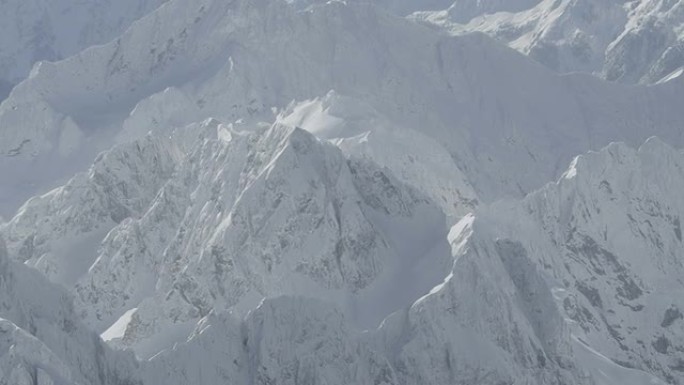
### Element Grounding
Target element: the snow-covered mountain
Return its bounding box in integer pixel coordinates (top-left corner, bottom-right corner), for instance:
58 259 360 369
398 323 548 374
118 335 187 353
462 137 684 384
138 137 684 385
381 135 684 384
2 119 452 358
3 107 684 384
414 0 684 84
0 237 141 385
1 0 683 384
0 0 167 101
2 0 684 219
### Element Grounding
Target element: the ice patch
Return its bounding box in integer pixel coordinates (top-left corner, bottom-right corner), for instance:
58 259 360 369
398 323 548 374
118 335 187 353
563 156 579 179
101 307 138 342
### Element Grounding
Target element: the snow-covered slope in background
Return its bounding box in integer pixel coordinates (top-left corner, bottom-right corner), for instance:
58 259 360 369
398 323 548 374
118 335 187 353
415 0 684 84
2 0 684 218
0 0 167 100
276 90 479 220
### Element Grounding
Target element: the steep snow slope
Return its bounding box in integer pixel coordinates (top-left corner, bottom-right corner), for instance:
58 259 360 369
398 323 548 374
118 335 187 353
373 0 542 18
7 136 679 385
276 91 479 220
373 0 459 16
457 138 684 383
2 119 452 358
2 0 684 218
416 0 684 84
0 237 141 385
444 0 543 23
605 0 684 84
1 1 683 384
1 135 181 286
143 298 396 385
132 138 682 385
0 0 167 100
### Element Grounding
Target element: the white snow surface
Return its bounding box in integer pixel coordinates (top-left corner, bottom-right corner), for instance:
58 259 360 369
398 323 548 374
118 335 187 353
0 237 141 385
0 0 167 100
2 0 684 217
1 0 684 384
101 308 138 342
137 138 684 385
414 0 684 84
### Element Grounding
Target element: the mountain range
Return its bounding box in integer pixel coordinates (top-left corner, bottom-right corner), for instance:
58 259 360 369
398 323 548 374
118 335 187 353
1 0 683 384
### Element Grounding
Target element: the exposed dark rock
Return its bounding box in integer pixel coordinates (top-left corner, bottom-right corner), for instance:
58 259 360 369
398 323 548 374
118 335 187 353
661 306 683 328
